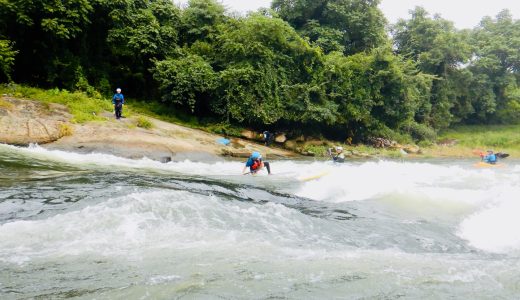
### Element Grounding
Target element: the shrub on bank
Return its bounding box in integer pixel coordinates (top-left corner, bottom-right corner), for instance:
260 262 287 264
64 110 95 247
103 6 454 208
136 116 153 129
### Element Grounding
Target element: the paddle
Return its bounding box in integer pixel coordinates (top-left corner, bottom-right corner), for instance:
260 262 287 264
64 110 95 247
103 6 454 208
471 149 485 158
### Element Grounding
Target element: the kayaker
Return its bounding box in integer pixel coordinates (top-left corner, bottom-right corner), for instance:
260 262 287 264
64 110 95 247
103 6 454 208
328 146 345 163
242 151 271 175
482 150 497 164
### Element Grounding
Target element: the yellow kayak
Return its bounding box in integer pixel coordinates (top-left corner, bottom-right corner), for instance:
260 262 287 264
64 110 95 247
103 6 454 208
474 162 503 168
298 170 330 182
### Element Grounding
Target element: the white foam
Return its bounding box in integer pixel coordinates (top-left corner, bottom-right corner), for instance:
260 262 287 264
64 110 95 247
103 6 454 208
0 190 341 264
4 144 520 254
458 187 520 253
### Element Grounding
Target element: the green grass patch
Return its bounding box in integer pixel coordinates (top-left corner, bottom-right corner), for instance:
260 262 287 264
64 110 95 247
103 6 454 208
0 84 112 123
302 144 329 157
429 124 520 157
439 124 520 148
128 99 200 128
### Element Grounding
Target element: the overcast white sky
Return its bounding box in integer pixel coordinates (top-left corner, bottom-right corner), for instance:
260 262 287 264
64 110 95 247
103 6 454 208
176 0 520 29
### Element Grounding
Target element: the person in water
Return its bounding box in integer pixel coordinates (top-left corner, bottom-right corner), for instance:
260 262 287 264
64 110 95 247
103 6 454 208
112 88 125 119
328 146 345 163
482 150 497 164
242 151 271 175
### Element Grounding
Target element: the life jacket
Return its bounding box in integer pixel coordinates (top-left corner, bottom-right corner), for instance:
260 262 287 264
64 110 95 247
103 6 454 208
251 159 261 170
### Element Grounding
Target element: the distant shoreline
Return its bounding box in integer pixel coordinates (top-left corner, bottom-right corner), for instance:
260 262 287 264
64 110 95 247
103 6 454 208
1 94 517 162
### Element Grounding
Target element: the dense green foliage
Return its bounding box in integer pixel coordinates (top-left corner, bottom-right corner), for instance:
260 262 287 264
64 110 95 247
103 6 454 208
272 0 387 54
0 39 17 81
1 0 519 142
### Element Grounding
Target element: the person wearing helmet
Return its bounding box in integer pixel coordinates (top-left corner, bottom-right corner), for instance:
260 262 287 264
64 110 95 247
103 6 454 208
242 151 271 175
482 150 497 164
112 88 125 119
263 131 273 147
328 146 345 163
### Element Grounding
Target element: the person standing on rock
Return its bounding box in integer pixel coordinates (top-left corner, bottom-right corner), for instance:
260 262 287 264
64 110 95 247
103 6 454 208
112 88 125 119
263 131 273 147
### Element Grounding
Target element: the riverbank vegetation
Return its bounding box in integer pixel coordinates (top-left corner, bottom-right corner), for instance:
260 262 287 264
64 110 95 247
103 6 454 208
1 0 519 147
431 125 520 157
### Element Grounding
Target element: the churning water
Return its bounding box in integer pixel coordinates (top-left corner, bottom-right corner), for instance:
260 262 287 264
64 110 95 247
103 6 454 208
1 144 520 299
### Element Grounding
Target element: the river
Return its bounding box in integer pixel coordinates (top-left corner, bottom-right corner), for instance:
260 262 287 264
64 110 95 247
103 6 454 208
1 143 519 299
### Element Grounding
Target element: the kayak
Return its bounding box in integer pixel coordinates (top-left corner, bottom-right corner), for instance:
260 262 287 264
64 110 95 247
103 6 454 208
474 162 503 168
298 170 330 182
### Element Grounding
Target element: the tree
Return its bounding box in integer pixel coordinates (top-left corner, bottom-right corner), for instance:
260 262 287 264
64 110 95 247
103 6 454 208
181 0 227 46
392 7 471 128
212 14 322 125
272 0 387 55
153 53 217 113
0 0 92 86
469 10 520 123
319 48 432 140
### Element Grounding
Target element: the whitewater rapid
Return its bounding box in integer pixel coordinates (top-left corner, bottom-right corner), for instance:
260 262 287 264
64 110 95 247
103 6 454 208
1 144 520 298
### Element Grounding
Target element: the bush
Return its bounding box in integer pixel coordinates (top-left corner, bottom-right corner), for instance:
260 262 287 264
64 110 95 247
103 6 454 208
400 121 437 142
206 122 242 137
59 123 74 137
368 123 413 144
302 144 330 157
136 116 153 129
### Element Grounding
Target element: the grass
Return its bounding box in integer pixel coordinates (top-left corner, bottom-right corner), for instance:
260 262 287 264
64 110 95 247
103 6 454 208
425 124 520 157
136 116 153 129
0 98 14 110
301 142 406 159
129 99 244 137
0 84 113 123
128 100 198 126
58 123 74 137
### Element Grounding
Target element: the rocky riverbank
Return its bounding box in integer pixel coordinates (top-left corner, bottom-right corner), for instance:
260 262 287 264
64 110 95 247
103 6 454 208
0 96 297 162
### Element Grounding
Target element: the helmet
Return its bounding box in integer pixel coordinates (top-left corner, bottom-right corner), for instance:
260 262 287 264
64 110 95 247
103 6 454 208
251 151 261 159
336 146 343 151
116 88 121 93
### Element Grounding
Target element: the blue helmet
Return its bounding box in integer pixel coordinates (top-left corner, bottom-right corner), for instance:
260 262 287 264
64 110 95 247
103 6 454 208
251 151 261 159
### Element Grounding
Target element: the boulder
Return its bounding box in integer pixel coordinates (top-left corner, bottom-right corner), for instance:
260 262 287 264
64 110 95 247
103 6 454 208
403 145 422 154
274 133 287 143
284 140 298 151
221 148 252 158
368 137 397 148
240 129 257 140
0 97 71 145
